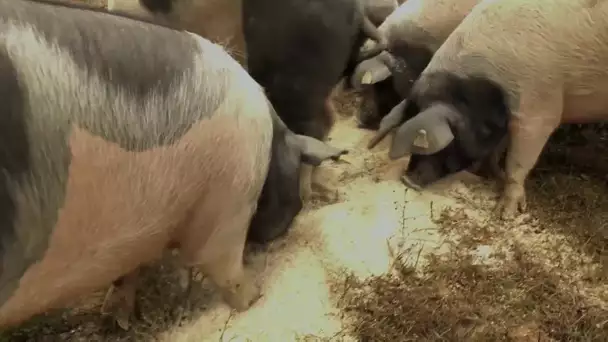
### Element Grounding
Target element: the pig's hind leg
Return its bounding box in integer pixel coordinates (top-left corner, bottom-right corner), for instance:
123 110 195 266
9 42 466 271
178 200 262 312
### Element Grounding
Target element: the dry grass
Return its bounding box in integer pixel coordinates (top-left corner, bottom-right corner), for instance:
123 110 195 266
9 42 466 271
338 208 607 342
527 125 608 262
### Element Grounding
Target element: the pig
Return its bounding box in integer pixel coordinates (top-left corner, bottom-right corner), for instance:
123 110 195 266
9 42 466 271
107 0 388 141
350 0 481 129
107 0 387 210
364 0 400 26
367 0 608 219
0 0 345 330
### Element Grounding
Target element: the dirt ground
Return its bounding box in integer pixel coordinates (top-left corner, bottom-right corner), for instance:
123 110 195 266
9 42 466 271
2 1 608 341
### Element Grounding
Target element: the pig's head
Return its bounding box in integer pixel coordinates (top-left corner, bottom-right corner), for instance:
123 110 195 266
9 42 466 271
368 72 510 189
350 40 434 129
350 52 401 129
247 111 347 244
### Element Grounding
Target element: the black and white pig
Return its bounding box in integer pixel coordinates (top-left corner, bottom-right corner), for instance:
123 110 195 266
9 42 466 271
368 0 608 219
107 0 389 206
0 0 345 330
107 0 387 141
351 0 481 129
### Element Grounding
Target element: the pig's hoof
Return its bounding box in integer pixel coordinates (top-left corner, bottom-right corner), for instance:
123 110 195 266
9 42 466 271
224 280 262 312
495 193 526 220
114 310 132 331
101 282 137 331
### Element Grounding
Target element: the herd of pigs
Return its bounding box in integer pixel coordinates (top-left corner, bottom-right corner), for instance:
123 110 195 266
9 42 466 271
0 0 606 334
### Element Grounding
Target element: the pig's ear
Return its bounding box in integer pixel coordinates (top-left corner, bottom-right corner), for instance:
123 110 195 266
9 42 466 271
356 62 392 87
289 134 348 166
355 52 396 87
389 104 458 160
367 98 408 149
